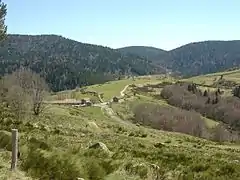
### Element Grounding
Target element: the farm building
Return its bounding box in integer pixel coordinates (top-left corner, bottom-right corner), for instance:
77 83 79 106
81 98 92 106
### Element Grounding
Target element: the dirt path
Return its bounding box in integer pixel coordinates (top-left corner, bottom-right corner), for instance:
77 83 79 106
94 84 132 125
120 84 129 97
98 94 104 103
93 102 131 125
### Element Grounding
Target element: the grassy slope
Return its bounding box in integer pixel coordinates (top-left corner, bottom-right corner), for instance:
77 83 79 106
4 103 240 179
1 75 240 179
178 69 240 128
112 93 218 129
47 76 167 102
182 69 240 100
182 69 240 85
85 76 172 101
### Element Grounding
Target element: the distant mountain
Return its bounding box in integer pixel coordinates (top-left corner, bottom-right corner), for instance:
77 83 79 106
2 35 240 92
117 46 168 64
0 35 162 91
164 41 240 77
118 41 240 77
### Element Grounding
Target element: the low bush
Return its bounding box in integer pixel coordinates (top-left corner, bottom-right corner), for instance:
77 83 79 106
21 144 121 180
0 130 11 151
160 83 240 132
132 103 206 137
22 149 85 179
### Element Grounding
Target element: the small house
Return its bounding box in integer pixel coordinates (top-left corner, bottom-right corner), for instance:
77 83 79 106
81 98 92 106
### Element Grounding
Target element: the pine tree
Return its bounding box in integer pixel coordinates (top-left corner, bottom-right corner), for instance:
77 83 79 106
203 90 208 97
232 86 240 98
0 1 7 41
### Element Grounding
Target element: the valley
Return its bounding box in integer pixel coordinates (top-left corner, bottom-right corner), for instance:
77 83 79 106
1 1 240 179
1 70 240 179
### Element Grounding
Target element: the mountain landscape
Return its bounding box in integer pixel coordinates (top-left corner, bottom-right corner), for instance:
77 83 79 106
2 69 240 179
1 34 240 179
0 35 162 91
117 46 168 64
118 40 240 77
2 1 240 179
1 35 240 93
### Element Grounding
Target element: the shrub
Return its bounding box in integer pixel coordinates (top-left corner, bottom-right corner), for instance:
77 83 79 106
212 124 230 142
0 130 11 151
85 159 106 180
160 83 240 132
22 149 85 179
125 162 148 179
132 103 206 137
232 86 240 98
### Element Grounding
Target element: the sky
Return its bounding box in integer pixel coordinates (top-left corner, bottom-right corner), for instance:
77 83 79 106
5 0 240 50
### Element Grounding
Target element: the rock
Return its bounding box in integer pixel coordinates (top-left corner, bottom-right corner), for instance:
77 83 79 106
57 124 63 128
77 178 84 180
80 133 85 137
43 125 51 132
118 99 124 103
88 122 99 130
233 160 239 163
32 123 39 129
154 142 165 148
150 163 160 170
89 142 111 153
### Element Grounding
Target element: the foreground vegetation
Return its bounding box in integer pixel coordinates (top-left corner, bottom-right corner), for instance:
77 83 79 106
0 60 240 180
1 67 240 179
2 1 240 179
2 102 240 180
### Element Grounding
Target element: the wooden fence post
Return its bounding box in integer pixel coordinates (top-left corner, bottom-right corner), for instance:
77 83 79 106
11 129 18 171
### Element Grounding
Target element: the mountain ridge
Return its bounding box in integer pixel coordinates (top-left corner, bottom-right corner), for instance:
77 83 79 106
119 40 240 77
0 34 163 91
1 34 240 91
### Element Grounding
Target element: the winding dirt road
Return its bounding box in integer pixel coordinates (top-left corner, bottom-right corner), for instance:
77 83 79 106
94 84 131 125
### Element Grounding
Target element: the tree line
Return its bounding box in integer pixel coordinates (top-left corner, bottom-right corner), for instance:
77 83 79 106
0 34 159 92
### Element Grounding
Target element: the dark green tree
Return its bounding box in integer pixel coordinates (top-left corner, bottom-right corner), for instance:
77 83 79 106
0 0 7 41
203 90 208 97
187 84 192 92
232 86 240 98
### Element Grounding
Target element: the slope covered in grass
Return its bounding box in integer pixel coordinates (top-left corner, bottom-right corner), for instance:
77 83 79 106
85 76 167 101
183 68 240 86
1 76 240 179
2 103 240 179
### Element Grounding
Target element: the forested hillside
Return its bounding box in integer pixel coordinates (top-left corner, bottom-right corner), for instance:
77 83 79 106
119 41 240 77
1 35 240 92
166 41 240 76
0 35 160 91
117 46 168 64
